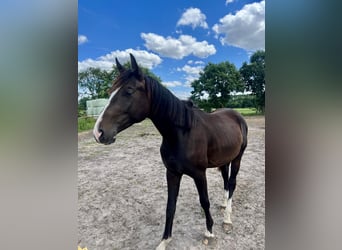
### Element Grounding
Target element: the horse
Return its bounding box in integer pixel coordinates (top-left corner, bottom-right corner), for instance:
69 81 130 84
93 54 248 250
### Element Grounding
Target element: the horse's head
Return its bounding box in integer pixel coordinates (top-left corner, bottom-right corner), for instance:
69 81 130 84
93 54 150 144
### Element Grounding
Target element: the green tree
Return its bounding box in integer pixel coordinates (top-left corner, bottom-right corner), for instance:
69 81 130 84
228 94 256 108
78 63 161 100
78 63 162 116
78 67 116 99
190 62 243 111
240 50 265 112
78 96 91 117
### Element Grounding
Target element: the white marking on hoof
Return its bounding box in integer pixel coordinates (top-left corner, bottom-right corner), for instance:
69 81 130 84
203 230 216 245
223 198 233 224
156 238 172 250
93 87 121 142
221 190 229 207
227 198 232 212
204 230 215 238
223 213 232 224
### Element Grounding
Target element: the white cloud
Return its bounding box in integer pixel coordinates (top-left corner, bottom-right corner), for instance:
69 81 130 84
177 64 204 87
184 75 199 87
177 7 208 29
78 49 162 72
78 35 88 45
213 0 265 51
99 49 162 69
201 92 209 100
188 60 205 65
226 0 234 5
141 33 216 59
171 90 192 100
162 81 182 88
179 65 203 75
78 58 113 72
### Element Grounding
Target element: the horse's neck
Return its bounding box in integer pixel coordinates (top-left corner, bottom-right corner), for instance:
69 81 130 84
145 76 191 141
150 118 180 143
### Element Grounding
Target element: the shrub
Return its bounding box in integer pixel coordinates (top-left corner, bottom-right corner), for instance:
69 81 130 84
78 117 96 132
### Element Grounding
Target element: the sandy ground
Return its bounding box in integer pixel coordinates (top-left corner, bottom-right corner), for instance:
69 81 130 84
78 116 265 250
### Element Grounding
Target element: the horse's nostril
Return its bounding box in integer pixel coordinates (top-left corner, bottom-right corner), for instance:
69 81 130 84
94 127 104 143
98 129 104 141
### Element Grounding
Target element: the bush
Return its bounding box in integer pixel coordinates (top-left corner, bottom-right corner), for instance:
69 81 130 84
228 94 256 108
78 117 96 132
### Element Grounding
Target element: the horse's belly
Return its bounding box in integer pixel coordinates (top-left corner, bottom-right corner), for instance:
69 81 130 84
207 144 241 168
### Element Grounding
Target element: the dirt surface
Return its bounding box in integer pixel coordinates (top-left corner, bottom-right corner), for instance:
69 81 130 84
78 116 265 250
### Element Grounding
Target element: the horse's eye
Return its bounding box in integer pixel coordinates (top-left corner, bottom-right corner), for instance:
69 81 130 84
125 87 135 95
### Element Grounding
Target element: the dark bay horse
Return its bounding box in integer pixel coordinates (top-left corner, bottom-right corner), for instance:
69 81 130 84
93 54 248 250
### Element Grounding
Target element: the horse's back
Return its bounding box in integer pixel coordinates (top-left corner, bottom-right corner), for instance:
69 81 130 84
212 108 248 144
211 108 245 121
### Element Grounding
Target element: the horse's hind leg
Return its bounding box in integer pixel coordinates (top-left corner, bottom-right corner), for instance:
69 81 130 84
223 156 242 229
220 163 230 208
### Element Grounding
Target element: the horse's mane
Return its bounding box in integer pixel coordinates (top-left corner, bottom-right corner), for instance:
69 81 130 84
145 76 194 129
108 70 134 94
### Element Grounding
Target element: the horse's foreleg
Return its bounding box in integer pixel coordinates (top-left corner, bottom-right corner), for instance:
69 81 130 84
194 172 214 239
156 170 182 250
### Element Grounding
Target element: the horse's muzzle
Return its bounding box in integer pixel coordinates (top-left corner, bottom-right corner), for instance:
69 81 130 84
102 137 116 145
95 129 116 145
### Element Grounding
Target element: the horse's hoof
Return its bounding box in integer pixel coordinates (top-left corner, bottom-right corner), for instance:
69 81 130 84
156 238 172 250
222 222 233 234
202 236 217 246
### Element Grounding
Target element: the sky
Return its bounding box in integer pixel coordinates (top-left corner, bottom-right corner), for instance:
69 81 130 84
78 0 265 99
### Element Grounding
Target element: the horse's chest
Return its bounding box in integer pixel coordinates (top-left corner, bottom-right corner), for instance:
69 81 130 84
160 152 185 174
160 142 207 173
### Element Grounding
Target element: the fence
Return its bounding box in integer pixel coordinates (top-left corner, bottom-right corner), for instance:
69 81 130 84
86 99 108 117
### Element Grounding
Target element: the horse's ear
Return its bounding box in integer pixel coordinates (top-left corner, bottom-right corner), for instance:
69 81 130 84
130 53 143 80
115 58 125 73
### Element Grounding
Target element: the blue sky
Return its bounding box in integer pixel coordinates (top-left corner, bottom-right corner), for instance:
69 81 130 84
78 0 265 99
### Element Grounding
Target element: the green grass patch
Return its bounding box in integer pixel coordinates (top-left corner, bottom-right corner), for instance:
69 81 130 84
78 117 96 132
233 108 261 116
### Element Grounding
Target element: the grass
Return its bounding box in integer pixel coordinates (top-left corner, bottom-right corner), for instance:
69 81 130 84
77 117 155 133
78 108 261 132
233 108 261 116
78 117 96 132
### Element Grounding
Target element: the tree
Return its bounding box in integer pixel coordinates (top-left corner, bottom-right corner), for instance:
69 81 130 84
78 62 162 115
240 50 265 112
78 96 90 117
190 62 243 111
78 67 116 99
227 94 256 108
78 63 161 100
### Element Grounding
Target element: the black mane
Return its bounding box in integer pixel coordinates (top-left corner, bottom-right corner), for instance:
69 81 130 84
145 76 194 129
